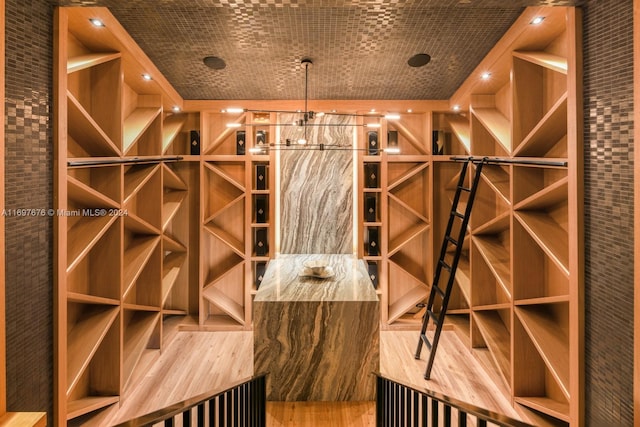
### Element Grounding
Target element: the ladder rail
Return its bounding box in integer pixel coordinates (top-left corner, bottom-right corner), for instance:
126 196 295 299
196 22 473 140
415 160 469 356
415 158 486 379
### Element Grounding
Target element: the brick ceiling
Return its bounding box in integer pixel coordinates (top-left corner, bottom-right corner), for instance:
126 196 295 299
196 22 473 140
58 0 581 100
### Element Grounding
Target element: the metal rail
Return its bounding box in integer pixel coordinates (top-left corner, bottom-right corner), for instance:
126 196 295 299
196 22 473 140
450 155 567 167
113 373 267 427
67 156 183 167
376 374 535 427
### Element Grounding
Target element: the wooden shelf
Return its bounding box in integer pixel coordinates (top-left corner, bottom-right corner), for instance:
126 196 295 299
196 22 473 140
124 211 161 235
472 235 511 299
162 114 187 153
454 255 471 306
387 162 429 191
472 210 510 236
67 396 120 421
388 193 429 223
67 93 120 157
123 107 161 154
388 256 428 288
480 165 510 203
67 52 121 74
67 292 119 306
204 223 245 257
162 164 187 190
162 190 186 230
515 305 570 400
514 177 567 211
202 285 245 325
123 235 162 297
204 161 246 191
123 311 161 387
513 94 568 157
124 164 160 204
514 211 569 275
447 115 471 153
515 295 569 306
472 311 511 386
472 108 511 153
163 234 187 253
67 175 119 209
388 222 430 255
515 397 570 423
162 252 187 305
66 304 119 395
512 51 568 74
203 193 245 224
388 285 429 323
67 215 118 273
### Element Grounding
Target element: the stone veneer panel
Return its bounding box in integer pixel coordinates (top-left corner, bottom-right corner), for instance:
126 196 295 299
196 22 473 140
254 254 379 400
279 114 354 254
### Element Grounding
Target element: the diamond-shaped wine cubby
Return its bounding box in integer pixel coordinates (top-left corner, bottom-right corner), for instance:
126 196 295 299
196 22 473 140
66 47 122 157
203 162 246 221
66 301 120 419
472 308 511 387
387 114 429 155
122 309 161 389
512 51 568 158
513 302 570 424
387 260 430 324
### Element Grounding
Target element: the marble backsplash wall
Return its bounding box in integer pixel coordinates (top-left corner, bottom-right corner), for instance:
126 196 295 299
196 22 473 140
279 113 354 254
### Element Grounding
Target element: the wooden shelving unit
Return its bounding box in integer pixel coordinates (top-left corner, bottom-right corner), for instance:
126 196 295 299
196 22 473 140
54 5 582 427
197 111 275 330
356 113 432 329
55 7 195 425
438 6 582 426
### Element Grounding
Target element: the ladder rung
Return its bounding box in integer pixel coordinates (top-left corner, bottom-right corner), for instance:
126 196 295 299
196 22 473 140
420 334 432 350
447 236 458 246
458 186 471 192
428 310 440 324
452 211 465 219
432 285 446 299
439 259 451 272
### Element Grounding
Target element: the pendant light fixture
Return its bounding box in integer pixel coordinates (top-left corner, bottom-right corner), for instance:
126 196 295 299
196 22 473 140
223 57 402 153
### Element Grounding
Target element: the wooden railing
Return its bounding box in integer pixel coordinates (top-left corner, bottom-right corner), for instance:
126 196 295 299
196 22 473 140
375 374 534 427
114 374 267 427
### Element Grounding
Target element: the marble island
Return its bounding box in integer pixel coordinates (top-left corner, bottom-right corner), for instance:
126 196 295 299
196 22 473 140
253 254 380 401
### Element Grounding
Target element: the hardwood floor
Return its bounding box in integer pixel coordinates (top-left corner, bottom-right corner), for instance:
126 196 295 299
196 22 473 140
100 323 522 426
267 402 375 427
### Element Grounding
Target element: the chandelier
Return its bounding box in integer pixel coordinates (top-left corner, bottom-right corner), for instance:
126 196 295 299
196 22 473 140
222 58 401 153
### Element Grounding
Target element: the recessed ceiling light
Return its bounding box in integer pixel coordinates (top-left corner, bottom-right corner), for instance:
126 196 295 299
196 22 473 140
408 53 431 68
142 73 152 81
452 105 461 111
172 106 180 112
530 16 545 25
203 56 226 70
89 18 104 27
481 72 491 80
407 109 413 113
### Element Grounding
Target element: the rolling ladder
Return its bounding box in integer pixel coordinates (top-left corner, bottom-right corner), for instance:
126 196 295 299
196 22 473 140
415 157 486 380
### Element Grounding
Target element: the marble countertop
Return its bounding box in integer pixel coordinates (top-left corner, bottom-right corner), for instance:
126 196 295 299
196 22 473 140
254 254 378 302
